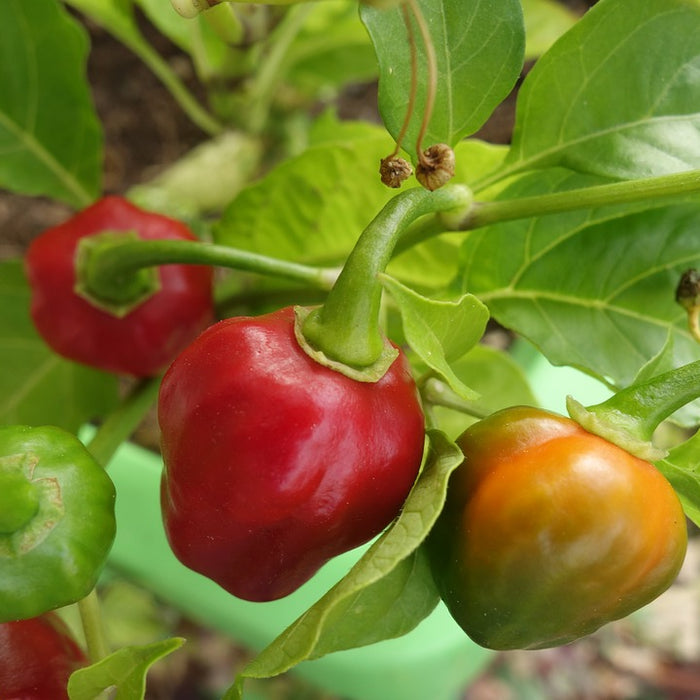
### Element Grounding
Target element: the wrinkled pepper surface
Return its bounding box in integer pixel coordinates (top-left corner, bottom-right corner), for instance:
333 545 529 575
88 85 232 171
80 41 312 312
25 196 213 377
159 306 425 601
0 425 116 622
427 406 688 650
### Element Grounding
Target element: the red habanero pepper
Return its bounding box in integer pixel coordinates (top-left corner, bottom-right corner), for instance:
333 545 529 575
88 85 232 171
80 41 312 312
0 612 88 700
25 196 213 377
158 306 425 602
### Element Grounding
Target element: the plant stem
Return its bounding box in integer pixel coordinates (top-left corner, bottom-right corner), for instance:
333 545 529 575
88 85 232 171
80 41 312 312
86 377 161 468
80 237 338 306
462 168 700 229
398 168 700 250
567 358 700 461
68 0 223 136
245 4 315 133
300 185 472 372
422 378 490 419
125 40 223 137
77 589 110 663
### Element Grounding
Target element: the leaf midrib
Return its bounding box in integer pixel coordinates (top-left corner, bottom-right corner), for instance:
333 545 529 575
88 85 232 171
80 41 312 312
477 286 690 336
0 106 92 207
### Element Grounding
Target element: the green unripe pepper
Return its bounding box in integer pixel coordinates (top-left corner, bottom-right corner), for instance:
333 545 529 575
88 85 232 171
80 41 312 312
0 425 116 622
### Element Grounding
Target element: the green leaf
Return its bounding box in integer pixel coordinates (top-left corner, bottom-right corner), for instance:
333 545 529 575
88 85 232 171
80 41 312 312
213 125 398 264
657 431 700 527
0 260 118 431
502 0 700 181
67 637 185 700
381 274 489 399
457 171 700 416
360 0 524 155
521 0 579 59
225 431 462 699
0 0 102 207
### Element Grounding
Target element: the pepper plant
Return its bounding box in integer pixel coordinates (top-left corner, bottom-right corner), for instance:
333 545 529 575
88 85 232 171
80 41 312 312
2 0 700 697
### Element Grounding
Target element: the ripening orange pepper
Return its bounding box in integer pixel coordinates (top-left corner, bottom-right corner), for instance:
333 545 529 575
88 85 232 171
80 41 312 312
427 405 688 650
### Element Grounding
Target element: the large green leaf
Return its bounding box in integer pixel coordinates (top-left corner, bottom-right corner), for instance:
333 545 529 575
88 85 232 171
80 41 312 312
0 260 117 431
213 121 398 265
458 170 700 401
0 0 102 207
500 0 700 182
360 0 524 155
224 430 461 699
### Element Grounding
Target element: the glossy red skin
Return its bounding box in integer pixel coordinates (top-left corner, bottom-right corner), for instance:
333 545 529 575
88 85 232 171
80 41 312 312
25 196 213 377
158 306 425 601
428 406 688 650
0 613 87 699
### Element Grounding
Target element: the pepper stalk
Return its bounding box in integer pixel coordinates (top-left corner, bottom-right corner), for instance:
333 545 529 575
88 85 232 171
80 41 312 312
567 359 700 461
298 185 473 380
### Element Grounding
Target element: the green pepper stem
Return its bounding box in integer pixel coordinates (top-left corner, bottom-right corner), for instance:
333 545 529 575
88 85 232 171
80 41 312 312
245 4 315 133
567 359 700 461
421 378 491 419
300 185 473 371
77 589 110 663
86 377 161 468
399 169 700 248
79 236 338 309
466 169 700 228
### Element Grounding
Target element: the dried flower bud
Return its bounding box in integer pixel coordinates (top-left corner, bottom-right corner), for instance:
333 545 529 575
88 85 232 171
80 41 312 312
676 269 700 312
416 143 456 191
676 269 700 344
380 156 413 189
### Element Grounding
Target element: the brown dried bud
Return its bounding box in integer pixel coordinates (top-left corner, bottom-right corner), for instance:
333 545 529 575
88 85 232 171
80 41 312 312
676 269 700 312
379 156 413 189
416 143 456 191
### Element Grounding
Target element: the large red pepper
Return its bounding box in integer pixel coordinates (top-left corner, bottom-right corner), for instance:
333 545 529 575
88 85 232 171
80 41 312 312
158 306 425 601
25 196 213 377
427 406 688 650
0 612 88 699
